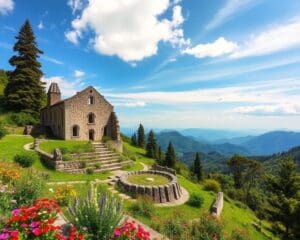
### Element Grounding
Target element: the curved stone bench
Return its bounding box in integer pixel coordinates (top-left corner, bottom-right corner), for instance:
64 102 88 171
118 170 182 203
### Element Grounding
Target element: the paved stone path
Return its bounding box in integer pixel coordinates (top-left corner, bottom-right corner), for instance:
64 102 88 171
23 142 33 151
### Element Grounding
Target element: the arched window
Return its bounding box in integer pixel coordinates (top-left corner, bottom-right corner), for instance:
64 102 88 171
88 96 94 105
88 113 95 124
72 125 79 137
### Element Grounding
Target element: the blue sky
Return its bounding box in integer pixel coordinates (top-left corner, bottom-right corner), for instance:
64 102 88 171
1 0 300 130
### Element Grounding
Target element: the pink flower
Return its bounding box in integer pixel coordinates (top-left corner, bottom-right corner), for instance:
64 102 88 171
0 233 9 240
10 231 19 237
32 228 41 236
11 209 20 215
30 221 39 228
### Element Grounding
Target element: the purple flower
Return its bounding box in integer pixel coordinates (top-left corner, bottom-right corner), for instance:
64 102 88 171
11 209 20 215
30 221 39 228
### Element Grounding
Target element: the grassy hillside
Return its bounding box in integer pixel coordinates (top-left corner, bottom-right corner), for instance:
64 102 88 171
122 142 277 240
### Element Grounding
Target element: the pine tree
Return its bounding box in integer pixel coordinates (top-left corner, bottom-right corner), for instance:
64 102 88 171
165 142 176 168
266 158 300 239
137 124 145 148
193 152 203 181
157 146 163 163
4 20 46 117
146 130 157 158
131 133 137 146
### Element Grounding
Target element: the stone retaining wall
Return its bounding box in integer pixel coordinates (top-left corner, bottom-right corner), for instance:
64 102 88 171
211 192 224 218
151 164 176 175
118 170 182 203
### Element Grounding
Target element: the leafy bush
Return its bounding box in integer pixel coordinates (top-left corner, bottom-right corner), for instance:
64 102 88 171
62 154 72 161
14 151 38 167
14 169 46 206
9 112 38 126
94 163 101 169
69 191 123 240
86 168 94 174
190 212 223 240
203 179 221 193
0 121 7 139
53 184 76 206
187 193 204 208
129 197 155 219
231 228 250 240
80 161 87 169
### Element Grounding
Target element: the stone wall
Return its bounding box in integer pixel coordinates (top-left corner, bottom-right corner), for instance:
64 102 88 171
118 170 182 203
211 192 224 218
151 164 176 175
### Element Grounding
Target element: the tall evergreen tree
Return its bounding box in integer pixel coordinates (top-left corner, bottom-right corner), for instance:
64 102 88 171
227 155 248 189
266 158 300 239
4 20 46 117
157 146 163 163
193 152 203 181
165 142 176 168
146 130 157 159
137 124 145 148
131 133 137 146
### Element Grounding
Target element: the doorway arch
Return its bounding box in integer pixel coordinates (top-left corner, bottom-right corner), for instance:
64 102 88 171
89 129 95 141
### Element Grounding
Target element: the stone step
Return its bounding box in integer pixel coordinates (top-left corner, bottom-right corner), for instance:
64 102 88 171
86 159 120 166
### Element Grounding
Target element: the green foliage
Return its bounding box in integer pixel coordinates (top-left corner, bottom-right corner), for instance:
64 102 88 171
0 121 7 139
129 196 155 219
266 157 300 239
80 161 87 169
230 228 250 240
131 132 137 146
193 152 203 181
39 140 94 154
165 142 176 168
190 212 223 240
228 155 248 189
62 154 72 161
14 169 46 206
14 151 37 167
146 129 158 159
137 124 145 148
94 163 101 169
86 168 94 174
187 193 204 208
4 20 46 116
9 112 39 126
203 179 221 193
68 192 123 240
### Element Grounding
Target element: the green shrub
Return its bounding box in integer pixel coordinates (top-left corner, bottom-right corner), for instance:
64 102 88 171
14 169 46 206
0 121 7 139
80 161 87 169
190 212 223 240
203 179 221 193
187 193 204 208
86 168 94 174
129 196 155 219
60 147 69 154
62 154 72 161
231 228 250 240
9 112 38 126
53 184 76 206
94 163 101 169
68 192 123 240
14 151 37 167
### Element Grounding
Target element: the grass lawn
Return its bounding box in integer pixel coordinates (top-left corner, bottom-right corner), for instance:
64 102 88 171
0 135 112 182
39 139 94 154
127 173 170 186
122 161 144 171
123 142 155 165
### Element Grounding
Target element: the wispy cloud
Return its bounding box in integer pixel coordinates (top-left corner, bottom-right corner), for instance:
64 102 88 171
205 0 260 31
0 41 12 49
231 17 300 58
230 103 300 116
114 101 146 108
41 55 64 65
74 70 85 78
38 21 44 30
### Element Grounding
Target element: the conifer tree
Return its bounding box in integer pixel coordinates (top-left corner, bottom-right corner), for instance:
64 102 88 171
157 146 163 163
266 158 300 239
165 142 176 168
131 133 137 146
4 20 46 117
193 152 203 181
146 130 157 158
137 124 145 148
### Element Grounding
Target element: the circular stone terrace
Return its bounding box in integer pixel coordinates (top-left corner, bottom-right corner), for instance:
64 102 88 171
118 170 183 203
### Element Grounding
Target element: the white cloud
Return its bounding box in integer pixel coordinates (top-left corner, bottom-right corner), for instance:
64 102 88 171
231 18 300 58
68 0 84 14
114 101 146 107
42 76 84 97
0 0 14 15
41 55 64 65
105 78 300 105
38 21 44 29
205 0 258 31
182 37 238 58
74 70 85 78
231 104 300 116
65 0 189 62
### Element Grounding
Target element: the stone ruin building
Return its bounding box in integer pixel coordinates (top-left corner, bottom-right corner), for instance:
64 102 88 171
40 83 122 150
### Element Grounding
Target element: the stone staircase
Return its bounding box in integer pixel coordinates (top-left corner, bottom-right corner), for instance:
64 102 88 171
63 142 131 173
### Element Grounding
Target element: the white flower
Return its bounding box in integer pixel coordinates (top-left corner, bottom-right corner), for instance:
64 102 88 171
49 188 54 193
